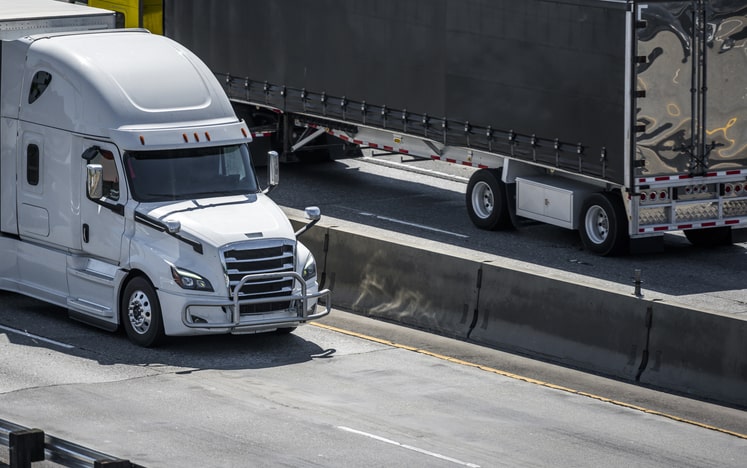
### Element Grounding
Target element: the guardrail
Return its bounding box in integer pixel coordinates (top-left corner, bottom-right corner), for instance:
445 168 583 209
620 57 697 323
0 418 143 468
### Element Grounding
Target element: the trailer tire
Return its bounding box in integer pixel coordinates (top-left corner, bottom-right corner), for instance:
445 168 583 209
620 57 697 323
579 192 628 256
684 226 732 247
121 276 165 348
466 168 512 230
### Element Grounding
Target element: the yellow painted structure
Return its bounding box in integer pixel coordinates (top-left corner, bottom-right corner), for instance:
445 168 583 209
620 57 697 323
89 0 162 34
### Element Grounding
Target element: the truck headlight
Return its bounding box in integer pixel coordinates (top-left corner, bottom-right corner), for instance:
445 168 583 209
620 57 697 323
302 255 317 281
171 266 214 292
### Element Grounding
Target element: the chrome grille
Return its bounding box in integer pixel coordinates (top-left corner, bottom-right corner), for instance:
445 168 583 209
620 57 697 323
222 240 296 314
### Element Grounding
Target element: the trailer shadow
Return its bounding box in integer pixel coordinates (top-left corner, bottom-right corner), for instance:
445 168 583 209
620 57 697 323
266 158 747 306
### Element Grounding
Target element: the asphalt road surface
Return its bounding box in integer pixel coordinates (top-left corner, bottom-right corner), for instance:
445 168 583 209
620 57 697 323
1 293 746 467
1 154 746 467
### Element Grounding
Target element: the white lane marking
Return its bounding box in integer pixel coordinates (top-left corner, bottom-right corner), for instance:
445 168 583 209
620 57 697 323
359 212 470 239
337 426 480 467
0 324 75 349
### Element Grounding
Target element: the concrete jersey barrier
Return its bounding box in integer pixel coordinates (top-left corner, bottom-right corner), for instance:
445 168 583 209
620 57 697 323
286 209 747 408
469 263 650 382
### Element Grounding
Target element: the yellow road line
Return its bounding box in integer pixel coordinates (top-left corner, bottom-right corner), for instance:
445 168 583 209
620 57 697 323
312 321 747 440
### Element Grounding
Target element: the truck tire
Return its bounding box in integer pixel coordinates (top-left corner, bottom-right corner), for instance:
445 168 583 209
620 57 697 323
579 192 628 256
121 276 165 347
466 168 512 230
684 226 732 247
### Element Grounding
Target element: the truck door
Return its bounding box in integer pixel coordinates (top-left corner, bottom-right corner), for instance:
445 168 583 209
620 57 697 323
67 140 127 322
633 0 747 178
79 141 126 264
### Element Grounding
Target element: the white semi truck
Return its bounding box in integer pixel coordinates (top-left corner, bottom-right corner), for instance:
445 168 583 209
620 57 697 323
0 0 330 347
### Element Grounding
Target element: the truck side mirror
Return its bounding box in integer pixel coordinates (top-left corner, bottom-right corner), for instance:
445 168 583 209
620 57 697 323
264 150 280 194
305 206 321 221
294 206 322 238
86 164 104 199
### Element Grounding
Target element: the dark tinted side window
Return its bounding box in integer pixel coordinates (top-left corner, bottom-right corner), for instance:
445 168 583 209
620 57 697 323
27 144 40 186
29 71 52 104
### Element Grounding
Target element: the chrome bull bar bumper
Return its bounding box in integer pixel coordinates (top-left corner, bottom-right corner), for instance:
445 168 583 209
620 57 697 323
181 271 331 329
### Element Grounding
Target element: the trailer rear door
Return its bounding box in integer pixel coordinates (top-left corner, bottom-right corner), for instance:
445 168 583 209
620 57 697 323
634 0 747 179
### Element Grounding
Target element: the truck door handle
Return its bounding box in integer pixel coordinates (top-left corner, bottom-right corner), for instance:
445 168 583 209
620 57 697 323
83 224 89 243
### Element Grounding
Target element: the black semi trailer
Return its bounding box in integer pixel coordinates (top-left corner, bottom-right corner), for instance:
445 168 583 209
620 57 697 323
162 0 747 255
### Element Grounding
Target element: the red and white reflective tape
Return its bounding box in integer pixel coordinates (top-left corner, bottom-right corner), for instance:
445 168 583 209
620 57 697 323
430 154 490 169
251 131 274 138
637 168 747 184
638 218 743 233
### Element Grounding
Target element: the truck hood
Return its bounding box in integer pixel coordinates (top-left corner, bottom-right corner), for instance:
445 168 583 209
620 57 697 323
140 194 294 247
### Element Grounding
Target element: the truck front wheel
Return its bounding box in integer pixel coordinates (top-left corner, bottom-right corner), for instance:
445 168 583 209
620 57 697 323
121 276 165 347
579 192 628 256
466 168 512 230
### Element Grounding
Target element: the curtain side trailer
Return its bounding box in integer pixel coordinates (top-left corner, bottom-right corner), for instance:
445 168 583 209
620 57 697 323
162 0 747 255
0 0 329 346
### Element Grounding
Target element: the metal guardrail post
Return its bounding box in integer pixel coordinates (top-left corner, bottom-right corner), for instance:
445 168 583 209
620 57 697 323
1 418 142 468
633 269 644 298
9 429 45 468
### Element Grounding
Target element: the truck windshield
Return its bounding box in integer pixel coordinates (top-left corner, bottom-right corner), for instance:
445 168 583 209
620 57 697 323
124 144 259 202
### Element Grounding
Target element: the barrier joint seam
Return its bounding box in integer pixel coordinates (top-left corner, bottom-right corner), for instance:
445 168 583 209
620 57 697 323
319 229 330 290
466 265 483 339
635 305 654 382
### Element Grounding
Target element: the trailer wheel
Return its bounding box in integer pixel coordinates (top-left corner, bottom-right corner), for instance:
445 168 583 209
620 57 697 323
579 192 628 256
466 168 512 230
121 276 165 347
684 226 732 247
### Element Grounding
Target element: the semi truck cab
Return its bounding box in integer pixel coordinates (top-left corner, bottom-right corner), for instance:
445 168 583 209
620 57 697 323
0 26 329 346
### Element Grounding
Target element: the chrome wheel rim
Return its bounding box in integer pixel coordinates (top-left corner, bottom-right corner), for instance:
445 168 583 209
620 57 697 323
585 205 609 245
127 290 152 335
471 181 494 219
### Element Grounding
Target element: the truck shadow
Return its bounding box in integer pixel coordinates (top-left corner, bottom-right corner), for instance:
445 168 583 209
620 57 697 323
0 291 331 371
